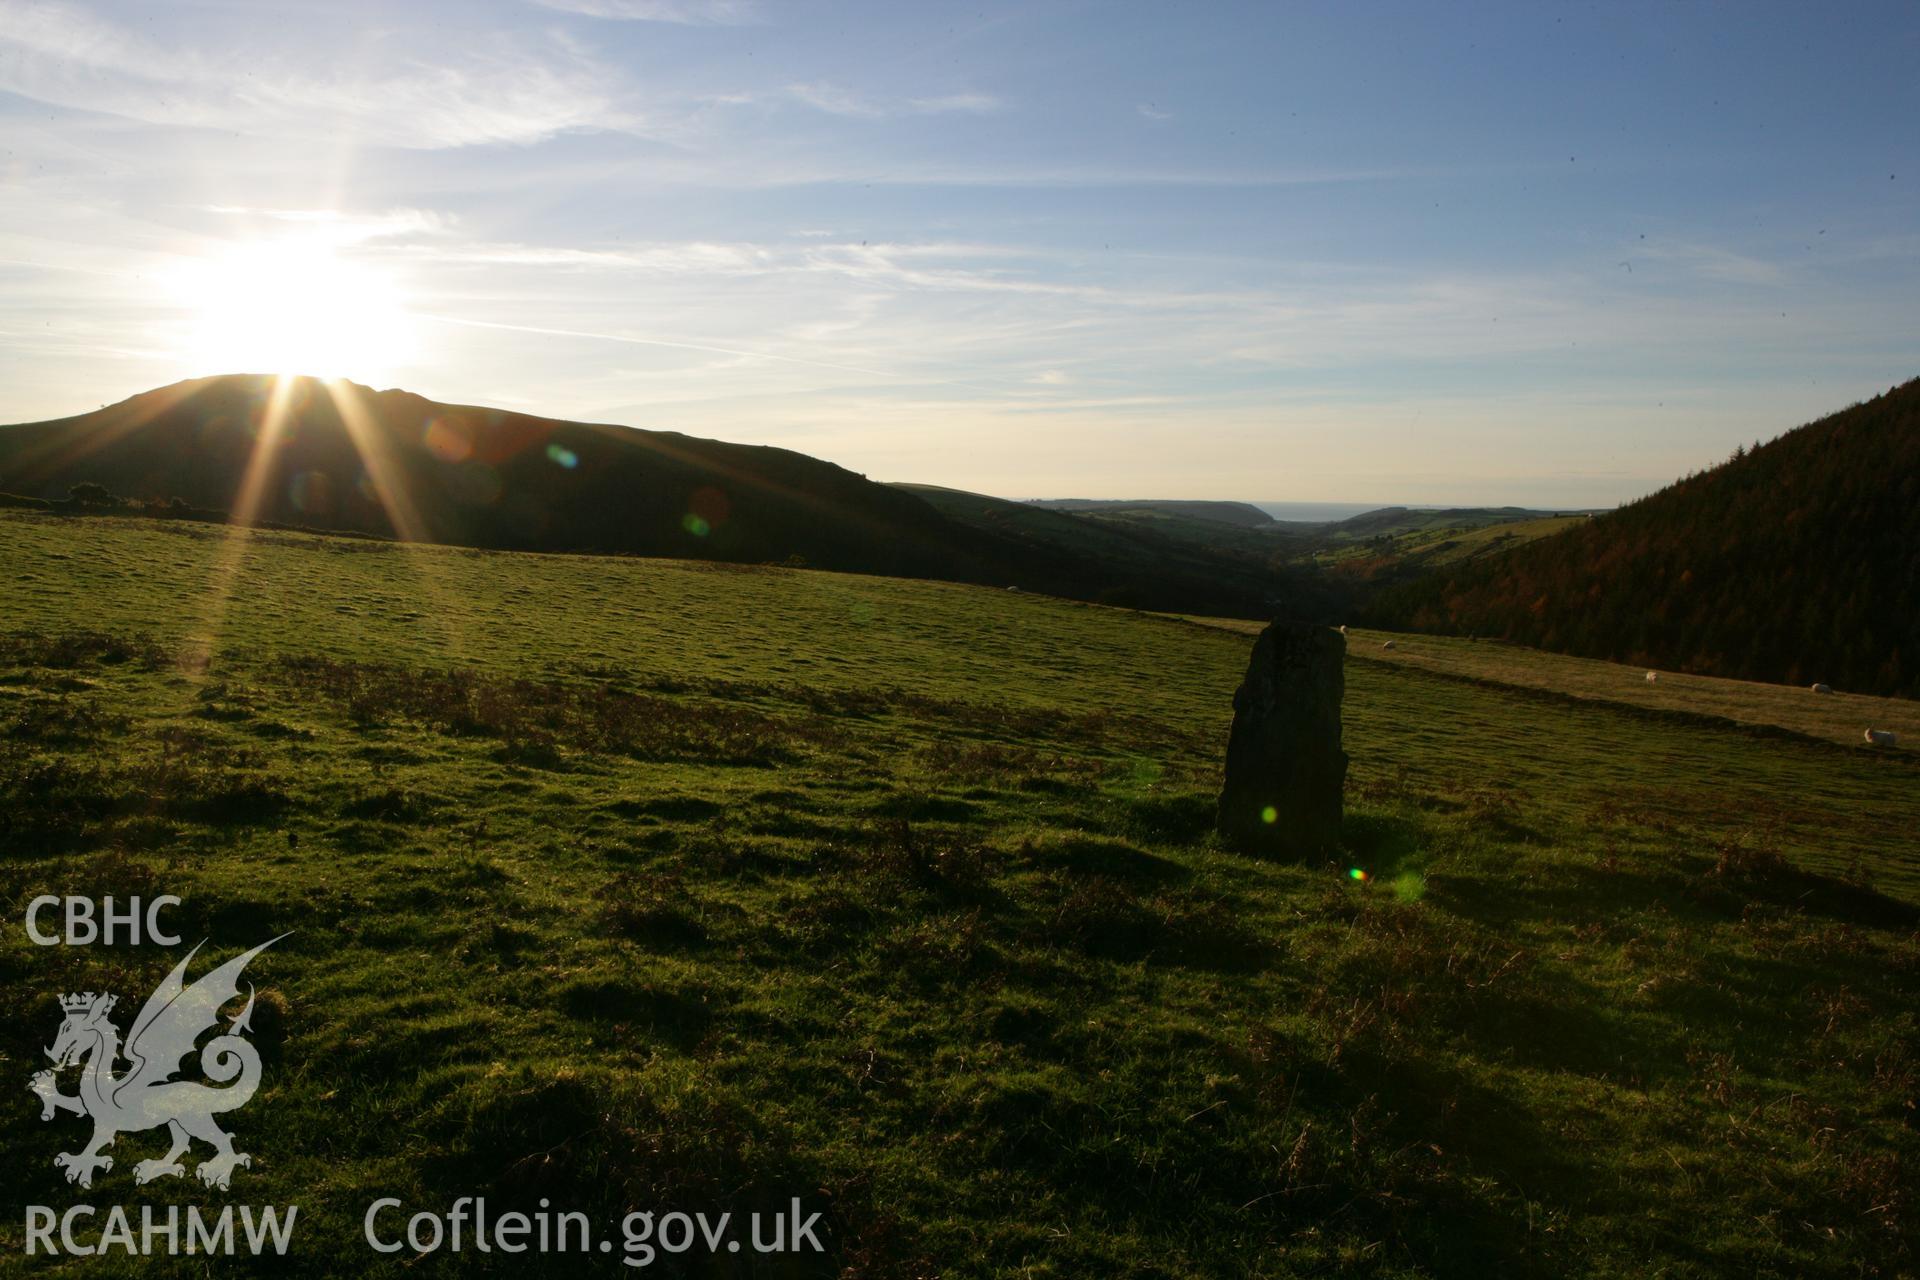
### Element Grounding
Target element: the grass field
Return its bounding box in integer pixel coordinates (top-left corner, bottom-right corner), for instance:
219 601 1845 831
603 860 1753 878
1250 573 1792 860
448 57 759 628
1307 516 1588 573
1182 619 1920 752
2 509 1915 1278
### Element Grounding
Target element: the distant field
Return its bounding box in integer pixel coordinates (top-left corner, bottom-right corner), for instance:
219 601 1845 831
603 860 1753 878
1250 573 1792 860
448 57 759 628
1309 515 1587 571
1182 617 1919 751
2 510 1914 1278
1406 515 1590 566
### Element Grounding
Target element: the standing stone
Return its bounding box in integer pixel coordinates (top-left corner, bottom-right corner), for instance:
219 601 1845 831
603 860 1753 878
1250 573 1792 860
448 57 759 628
1217 622 1347 858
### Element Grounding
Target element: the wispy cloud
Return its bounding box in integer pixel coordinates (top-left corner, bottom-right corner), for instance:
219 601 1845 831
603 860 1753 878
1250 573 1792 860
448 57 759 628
201 207 451 243
909 93 1002 115
399 239 776 274
3 0 1915 504
0 0 637 148
1630 239 1787 286
782 82 1002 119
378 227 1829 402
784 81 882 118
831 165 1429 189
528 0 758 22
424 313 915 383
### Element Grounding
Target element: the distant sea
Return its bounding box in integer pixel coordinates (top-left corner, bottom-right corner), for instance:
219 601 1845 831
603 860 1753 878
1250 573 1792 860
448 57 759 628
1253 501 1400 523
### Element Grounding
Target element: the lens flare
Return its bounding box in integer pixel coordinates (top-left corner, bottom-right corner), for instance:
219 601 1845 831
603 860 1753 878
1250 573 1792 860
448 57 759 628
288 469 333 515
423 417 474 463
1348 867 1368 882
1260 805 1278 824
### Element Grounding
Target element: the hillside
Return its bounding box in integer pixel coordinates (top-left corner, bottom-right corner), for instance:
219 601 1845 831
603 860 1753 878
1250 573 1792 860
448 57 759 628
1028 498 1278 527
1012 497 1300 560
0 375 1296 619
988 497 1584 569
1 509 1914 1276
903 488 1588 610
893 482 1343 619
1366 380 1920 697
1315 515 1590 579
1322 506 1576 539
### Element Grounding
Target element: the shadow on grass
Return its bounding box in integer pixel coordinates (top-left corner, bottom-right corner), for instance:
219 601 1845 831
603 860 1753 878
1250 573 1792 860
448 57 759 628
1027 871 1270 973
558 977 714 1048
1018 833 1188 885
416 1069 857 1276
1681 845 1918 930
601 871 713 951
1111 791 1215 845
1445 851 1918 935
1340 811 1424 874
602 795 724 822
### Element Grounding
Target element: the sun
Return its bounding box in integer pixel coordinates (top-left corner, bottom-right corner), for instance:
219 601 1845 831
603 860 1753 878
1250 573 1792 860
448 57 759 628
168 238 417 382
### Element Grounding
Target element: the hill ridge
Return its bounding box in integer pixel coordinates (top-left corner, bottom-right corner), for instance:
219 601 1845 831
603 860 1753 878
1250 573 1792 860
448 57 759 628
0 374 1307 619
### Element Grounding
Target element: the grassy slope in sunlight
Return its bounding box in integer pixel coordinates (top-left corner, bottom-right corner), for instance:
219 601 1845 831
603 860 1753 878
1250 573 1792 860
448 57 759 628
1182 619 1920 752
1 510 1915 1279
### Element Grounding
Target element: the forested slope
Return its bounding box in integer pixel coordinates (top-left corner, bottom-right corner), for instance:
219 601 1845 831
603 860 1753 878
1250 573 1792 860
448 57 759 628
1366 379 1920 696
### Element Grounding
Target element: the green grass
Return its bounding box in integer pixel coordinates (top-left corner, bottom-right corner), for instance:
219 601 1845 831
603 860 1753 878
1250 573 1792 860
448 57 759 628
1404 516 1590 567
1183 621 1920 753
1310 516 1587 572
1 510 1915 1278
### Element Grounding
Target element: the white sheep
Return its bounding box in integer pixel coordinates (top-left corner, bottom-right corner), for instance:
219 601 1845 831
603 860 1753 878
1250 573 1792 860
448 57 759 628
1645 671 1658 683
1338 625 1348 635
1864 729 1898 748
1810 683 1833 694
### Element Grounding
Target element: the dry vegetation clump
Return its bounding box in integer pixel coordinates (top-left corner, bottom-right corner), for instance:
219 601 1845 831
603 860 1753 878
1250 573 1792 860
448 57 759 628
269 653 837 765
600 869 711 951
0 628 170 671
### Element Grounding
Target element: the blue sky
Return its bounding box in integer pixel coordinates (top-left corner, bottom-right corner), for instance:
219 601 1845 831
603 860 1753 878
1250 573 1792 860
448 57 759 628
1 0 1915 505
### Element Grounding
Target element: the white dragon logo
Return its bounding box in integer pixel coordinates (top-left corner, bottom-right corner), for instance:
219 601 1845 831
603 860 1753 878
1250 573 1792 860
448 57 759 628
28 936 285 1191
